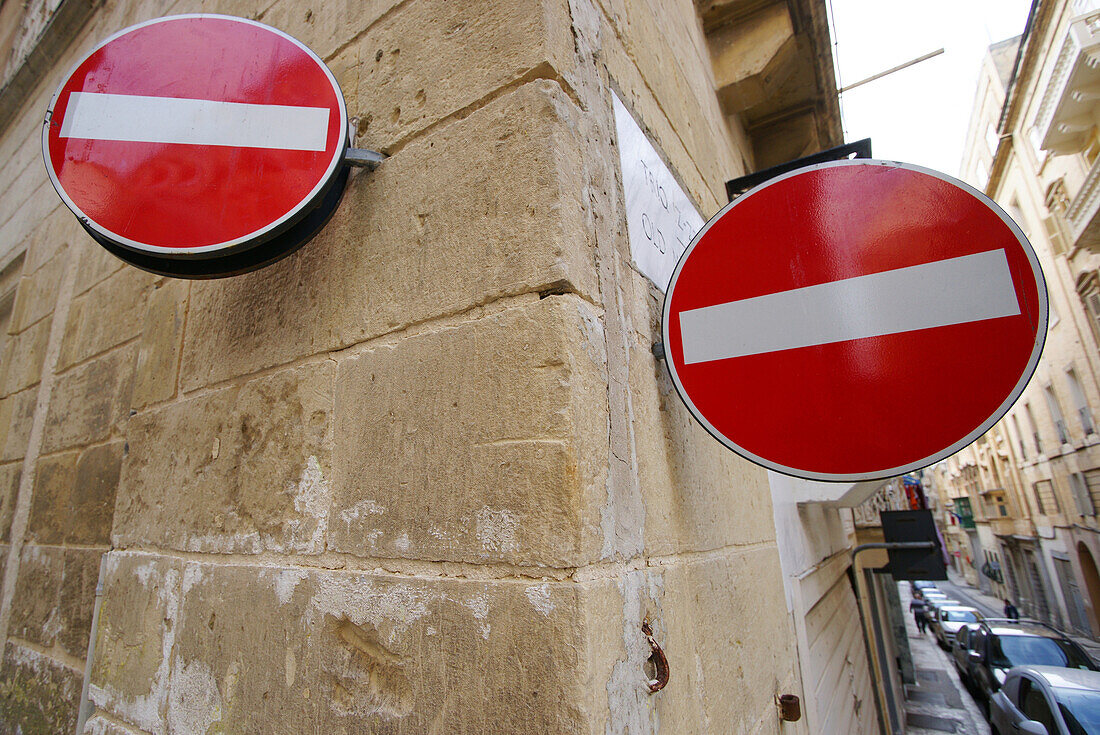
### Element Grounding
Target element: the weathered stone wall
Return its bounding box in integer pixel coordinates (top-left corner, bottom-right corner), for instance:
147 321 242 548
0 0 808 732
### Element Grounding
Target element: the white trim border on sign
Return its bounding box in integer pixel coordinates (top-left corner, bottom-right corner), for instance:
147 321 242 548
41 14 348 258
660 159 1049 483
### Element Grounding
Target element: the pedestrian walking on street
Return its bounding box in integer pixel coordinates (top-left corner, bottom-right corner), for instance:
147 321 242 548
910 592 929 633
1004 598 1020 621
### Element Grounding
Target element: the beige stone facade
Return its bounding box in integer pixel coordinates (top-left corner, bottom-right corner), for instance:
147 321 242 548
935 0 1100 641
0 0 849 733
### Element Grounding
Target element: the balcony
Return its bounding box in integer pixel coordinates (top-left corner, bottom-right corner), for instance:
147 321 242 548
1034 12 1100 251
700 0 842 169
989 517 1034 538
1035 12 1100 155
952 497 976 529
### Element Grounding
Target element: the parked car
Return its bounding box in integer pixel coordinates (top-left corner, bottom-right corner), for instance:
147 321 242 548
911 580 939 594
931 605 983 651
925 598 962 618
990 665 1100 735
967 620 1098 714
923 594 955 610
954 623 980 684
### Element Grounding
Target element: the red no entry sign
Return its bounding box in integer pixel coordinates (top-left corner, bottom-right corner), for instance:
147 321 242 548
663 160 1047 482
43 15 348 277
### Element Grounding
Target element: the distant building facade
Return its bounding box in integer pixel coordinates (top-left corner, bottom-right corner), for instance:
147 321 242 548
0 1 882 733
940 0 1100 638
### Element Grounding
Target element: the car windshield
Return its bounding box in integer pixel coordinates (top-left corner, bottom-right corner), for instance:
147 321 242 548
940 610 978 623
1055 688 1100 735
988 635 1097 670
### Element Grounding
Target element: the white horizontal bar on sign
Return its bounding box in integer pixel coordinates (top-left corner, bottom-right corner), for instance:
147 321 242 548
59 92 330 151
679 248 1021 364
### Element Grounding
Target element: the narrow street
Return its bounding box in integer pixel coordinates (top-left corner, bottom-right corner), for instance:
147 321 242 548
899 583 991 735
937 572 1100 662
900 572 1100 733
934 578 997 617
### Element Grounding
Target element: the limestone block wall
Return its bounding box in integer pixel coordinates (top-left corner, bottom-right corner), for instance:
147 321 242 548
0 0 808 732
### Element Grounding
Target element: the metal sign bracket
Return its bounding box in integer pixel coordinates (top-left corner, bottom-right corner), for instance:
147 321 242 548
344 147 386 169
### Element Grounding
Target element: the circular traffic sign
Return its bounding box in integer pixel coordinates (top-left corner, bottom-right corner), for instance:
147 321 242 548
42 15 348 275
662 160 1047 482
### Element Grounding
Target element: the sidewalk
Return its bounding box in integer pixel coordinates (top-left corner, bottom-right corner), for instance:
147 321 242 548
899 583 991 735
941 569 1100 661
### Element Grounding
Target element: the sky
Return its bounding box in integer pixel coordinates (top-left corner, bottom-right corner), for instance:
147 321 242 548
829 0 1034 177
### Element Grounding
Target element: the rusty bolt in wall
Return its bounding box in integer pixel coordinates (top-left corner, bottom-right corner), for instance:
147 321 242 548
777 694 802 722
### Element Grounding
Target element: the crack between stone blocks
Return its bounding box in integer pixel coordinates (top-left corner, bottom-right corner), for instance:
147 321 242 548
473 437 569 448
101 539 779 588
321 0 417 64
0 245 78 650
11 541 110 553
585 178 640 559
378 62 584 157
643 539 780 568
0 379 40 404
590 0 715 211
5 283 61 338
47 334 141 385
173 287 602 403
0 154 40 215
108 545 583 583
324 353 339 556
172 280 192 408
0 171 52 235
6 635 85 673
569 538 780 583
82 708 151 735
31 430 125 464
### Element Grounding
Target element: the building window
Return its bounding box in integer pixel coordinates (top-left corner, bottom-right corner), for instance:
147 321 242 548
1043 179 1071 257
954 496 975 528
1090 291 1100 336
1044 384 1070 445
1070 472 1096 516
1034 479 1058 515
0 255 23 365
1085 470 1100 517
1076 271 1100 349
1066 368 1095 435
1085 126 1100 169
1025 402 1043 455
986 123 1000 156
986 490 1009 518
1012 414 1028 459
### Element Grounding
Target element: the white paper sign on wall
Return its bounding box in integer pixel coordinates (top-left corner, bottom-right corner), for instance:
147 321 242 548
612 90 705 291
